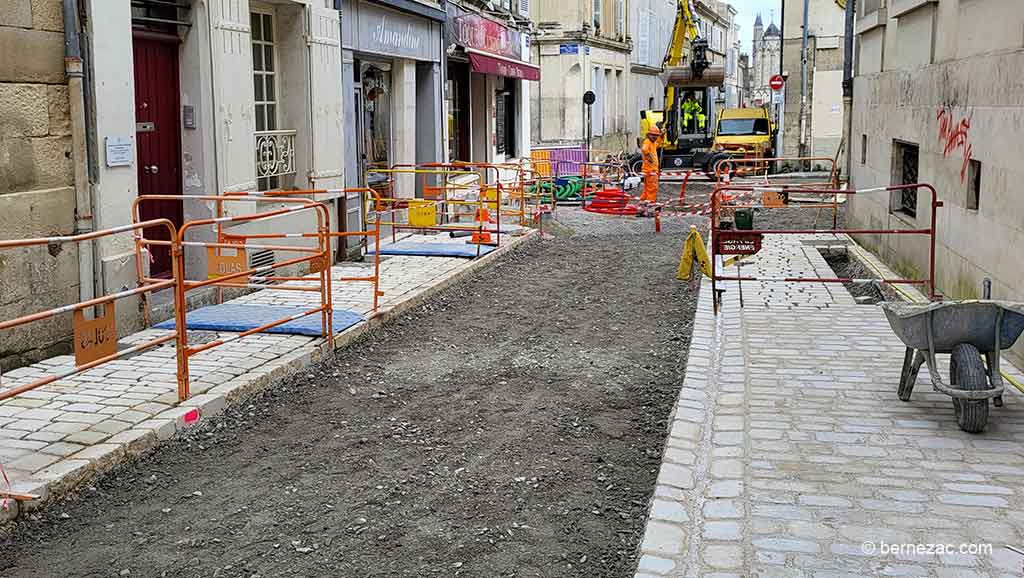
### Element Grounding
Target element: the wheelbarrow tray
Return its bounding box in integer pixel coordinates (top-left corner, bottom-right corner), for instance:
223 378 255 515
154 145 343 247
882 300 1024 354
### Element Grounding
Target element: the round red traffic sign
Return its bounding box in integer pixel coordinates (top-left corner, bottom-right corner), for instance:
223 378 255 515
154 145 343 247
770 74 785 91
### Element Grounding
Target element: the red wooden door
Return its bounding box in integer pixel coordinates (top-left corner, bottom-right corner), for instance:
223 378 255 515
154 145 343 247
133 33 183 277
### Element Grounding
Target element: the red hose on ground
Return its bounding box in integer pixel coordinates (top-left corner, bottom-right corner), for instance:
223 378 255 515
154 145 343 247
583 188 639 216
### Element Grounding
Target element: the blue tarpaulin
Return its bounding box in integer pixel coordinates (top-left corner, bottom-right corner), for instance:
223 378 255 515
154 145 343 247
154 304 363 337
367 241 497 258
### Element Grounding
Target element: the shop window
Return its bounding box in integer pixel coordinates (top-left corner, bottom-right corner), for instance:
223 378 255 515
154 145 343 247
890 140 919 218
361 63 392 170
495 78 517 157
966 159 981 211
446 63 470 162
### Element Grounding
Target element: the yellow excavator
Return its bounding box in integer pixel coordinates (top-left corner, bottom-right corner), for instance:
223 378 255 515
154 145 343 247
635 0 727 172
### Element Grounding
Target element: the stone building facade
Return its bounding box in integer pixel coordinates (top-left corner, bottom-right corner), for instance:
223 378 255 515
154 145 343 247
849 0 1024 363
781 0 845 159
530 0 632 151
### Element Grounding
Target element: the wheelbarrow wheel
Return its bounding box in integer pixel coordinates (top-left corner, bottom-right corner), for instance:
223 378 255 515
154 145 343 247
950 343 989 434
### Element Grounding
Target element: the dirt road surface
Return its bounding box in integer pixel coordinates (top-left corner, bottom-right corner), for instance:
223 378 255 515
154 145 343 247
1 185 702 578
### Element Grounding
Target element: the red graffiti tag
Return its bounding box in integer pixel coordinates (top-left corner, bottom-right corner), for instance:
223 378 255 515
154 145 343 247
936 107 972 183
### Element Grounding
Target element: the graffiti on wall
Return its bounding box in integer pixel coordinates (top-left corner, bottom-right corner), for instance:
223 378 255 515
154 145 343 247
936 107 973 183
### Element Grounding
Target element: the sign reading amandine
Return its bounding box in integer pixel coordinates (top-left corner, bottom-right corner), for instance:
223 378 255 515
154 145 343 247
343 0 441 62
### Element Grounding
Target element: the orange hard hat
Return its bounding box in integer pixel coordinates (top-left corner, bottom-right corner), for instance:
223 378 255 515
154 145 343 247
647 126 662 136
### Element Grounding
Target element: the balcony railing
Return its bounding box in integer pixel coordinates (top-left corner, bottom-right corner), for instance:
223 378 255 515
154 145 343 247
255 130 297 179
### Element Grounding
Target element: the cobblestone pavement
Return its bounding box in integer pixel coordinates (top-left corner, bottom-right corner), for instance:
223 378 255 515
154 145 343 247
0 233 531 517
636 232 1024 578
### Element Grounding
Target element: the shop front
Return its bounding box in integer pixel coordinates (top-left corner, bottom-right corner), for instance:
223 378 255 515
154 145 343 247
445 4 537 166
341 0 444 209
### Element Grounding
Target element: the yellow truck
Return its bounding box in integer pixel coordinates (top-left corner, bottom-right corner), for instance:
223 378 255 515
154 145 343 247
711 107 776 162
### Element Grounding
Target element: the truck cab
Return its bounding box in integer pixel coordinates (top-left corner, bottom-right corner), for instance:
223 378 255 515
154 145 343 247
712 107 775 160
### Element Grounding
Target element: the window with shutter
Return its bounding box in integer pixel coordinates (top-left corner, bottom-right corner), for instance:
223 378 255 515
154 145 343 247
518 0 530 18
637 9 649 65
593 0 601 32
650 9 658 65
615 0 623 37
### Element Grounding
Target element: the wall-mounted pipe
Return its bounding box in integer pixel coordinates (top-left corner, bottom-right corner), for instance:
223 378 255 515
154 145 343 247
842 0 856 181
64 0 97 305
798 0 810 163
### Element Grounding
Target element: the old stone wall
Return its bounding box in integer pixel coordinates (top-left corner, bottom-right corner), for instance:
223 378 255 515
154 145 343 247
0 0 80 371
849 49 1024 365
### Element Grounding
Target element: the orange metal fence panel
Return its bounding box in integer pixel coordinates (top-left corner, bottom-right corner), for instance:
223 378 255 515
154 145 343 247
220 188 386 313
0 220 188 402
132 196 334 387
708 182 942 313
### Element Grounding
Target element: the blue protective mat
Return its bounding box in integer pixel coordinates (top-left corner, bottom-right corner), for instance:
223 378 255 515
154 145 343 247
367 241 497 258
154 304 363 336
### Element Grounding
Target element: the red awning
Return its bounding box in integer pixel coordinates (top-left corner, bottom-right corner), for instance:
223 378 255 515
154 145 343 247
467 48 540 82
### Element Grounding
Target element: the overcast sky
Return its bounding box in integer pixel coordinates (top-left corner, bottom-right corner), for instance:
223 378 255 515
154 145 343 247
729 0 782 53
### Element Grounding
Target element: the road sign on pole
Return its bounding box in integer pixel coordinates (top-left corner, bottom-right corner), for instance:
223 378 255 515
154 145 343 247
770 74 785 92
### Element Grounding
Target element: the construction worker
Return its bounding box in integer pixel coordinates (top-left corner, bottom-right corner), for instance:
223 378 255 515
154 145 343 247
681 93 704 133
640 125 663 205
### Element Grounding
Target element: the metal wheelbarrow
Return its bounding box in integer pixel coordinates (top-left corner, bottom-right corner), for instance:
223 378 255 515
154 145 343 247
882 297 1024 433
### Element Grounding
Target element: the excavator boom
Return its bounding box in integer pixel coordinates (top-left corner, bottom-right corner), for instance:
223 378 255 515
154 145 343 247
661 0 725 88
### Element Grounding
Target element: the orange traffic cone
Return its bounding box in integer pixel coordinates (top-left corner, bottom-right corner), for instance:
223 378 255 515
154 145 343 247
475 206 494 224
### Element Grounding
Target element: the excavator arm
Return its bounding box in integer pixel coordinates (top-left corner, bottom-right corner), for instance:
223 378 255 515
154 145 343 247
664 0 701 69
661 0 722 147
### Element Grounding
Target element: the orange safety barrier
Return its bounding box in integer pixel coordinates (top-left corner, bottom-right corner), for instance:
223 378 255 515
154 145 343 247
446 162 527 226
713 156 842 228
713 156 840 188
708 182 942 313
131 196 334 390
510 162 554 225
0 221 187 402
373 161 551 229
579 161 629 199
218 188 386 313
367 167 502 249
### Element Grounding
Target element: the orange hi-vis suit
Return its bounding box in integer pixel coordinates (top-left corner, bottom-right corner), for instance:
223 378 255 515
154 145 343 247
641 130 663 203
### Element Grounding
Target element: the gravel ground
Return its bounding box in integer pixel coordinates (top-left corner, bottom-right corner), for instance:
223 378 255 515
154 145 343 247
0 184 702 578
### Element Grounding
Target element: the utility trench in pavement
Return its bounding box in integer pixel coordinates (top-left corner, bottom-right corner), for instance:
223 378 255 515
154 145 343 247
0 184 705 578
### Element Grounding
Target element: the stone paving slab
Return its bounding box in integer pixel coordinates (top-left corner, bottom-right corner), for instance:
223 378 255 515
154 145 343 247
636 232 1024 577
0 231 535 518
